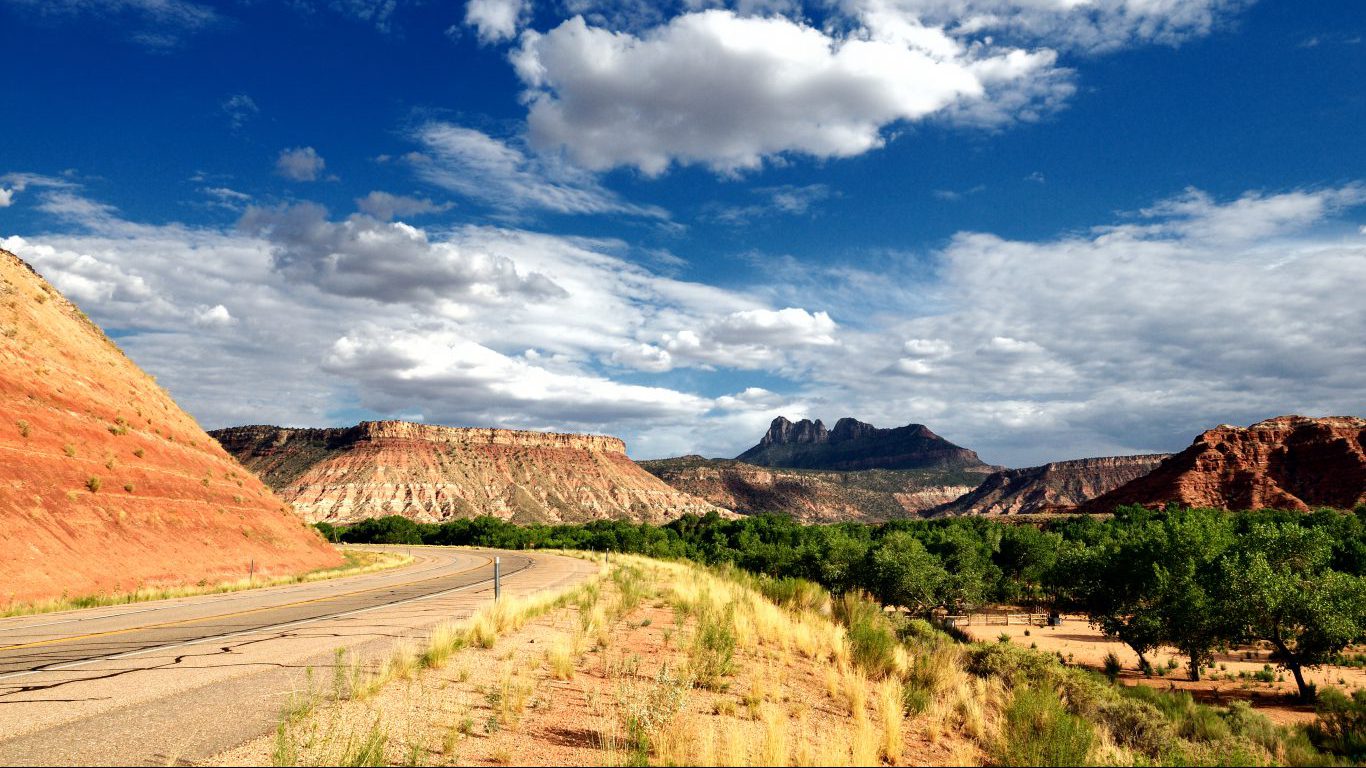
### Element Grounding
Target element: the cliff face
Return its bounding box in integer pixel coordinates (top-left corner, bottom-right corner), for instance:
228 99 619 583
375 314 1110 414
736 416 995 472
0 249 340 605
639 456 981 523
928 454 1171 516
212 422 722 525
1082 416 1366 513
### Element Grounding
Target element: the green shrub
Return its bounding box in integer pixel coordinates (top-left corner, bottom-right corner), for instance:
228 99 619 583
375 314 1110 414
1310 687 1366 759
85 476 101 493
995 686 1095 766
753 575 828 613
1103 651 1122 682
833 591 900 679
1252 664 1276 683
689 602 736 690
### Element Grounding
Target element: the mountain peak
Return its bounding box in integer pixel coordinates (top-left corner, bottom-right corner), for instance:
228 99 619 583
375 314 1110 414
738 416 994 472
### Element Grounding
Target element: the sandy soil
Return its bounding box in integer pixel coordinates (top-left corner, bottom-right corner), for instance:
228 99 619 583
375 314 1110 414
218 569 978 766
961 612 1366 724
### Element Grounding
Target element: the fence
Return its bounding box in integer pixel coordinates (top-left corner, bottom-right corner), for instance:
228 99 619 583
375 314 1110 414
943 612 1055 628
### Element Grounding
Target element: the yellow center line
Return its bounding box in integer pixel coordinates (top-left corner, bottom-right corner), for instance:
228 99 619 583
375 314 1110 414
0 552 493 654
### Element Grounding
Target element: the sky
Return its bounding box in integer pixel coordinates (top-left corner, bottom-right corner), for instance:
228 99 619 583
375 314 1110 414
1 0 1363 467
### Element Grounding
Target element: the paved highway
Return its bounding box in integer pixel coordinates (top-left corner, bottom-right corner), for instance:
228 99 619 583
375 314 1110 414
0 546 597 765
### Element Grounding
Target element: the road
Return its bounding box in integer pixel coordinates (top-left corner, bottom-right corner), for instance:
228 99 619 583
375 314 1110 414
0 546 597 765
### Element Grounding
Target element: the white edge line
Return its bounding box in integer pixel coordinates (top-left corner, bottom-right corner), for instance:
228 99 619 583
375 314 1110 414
0 559 532 685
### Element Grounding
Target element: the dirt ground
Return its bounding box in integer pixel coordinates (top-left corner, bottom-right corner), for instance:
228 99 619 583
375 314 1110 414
217 569 980 766
961 613 1366 725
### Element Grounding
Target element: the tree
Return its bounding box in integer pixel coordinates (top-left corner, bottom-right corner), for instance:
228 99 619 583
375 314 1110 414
867 531 948 616
1224 523 1366 700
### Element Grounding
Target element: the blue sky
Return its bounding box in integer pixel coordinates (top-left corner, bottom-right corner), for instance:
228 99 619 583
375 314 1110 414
1 0 1363 466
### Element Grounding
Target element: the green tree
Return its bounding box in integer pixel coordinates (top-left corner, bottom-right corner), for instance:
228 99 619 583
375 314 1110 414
867 531 948 616
1223 523 1366 700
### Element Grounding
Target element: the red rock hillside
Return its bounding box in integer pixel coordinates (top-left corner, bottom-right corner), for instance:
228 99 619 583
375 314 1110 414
927 454 1171 517
211 421 724 525
0 249 341 606
1081 416 1366 513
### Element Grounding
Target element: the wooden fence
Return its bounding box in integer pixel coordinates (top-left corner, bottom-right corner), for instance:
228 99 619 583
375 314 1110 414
943 612 1054 628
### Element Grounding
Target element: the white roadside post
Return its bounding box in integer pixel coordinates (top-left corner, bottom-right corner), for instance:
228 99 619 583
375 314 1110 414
494 556 501 602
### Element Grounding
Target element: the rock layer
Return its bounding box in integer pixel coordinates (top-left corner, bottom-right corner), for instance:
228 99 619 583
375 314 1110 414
212 422 722 525
0 249 340 605
736 416 995 472
928 454 1171 516
639 456 983 523
1082 416 1366 513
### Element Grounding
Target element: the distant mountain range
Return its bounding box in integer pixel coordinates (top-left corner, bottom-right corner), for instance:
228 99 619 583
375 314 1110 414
638 455 984 523
211 421 721 525
736 416 996 472
926 455 1171 517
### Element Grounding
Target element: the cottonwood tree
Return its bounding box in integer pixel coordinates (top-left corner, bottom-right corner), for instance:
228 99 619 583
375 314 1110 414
1223 523 1366 700
868 531 948 616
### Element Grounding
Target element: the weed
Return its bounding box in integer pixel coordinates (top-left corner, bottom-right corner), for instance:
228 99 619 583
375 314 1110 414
63 443 76 457
16 420 29 438
85 476 101 493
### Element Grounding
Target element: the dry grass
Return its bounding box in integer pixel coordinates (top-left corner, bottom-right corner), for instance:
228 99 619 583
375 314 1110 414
246 552 1149 768
1 548 413 619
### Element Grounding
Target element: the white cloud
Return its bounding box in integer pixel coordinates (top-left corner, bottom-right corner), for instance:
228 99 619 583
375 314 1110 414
409 123 669 218
711 184 833 224
354 191 453 220
193 304 234 327
3 0 219 46
512 10 1069 175
221 94 258 130
276 147 326 182
851 0 1252 54
0 188 13 208
239 203 567 305
464 0 530 43
7 182 1362 465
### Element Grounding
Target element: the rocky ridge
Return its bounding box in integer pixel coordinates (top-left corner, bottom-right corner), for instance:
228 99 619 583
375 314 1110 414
212 422 723 525
1081 416 1366 513
0 249 340 605
736 416 996 472
927 454 1171 516
638 455 981 523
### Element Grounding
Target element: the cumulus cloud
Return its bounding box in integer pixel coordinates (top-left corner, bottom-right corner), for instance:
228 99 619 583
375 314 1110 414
0 188 13 208
8 181 1361 465
354 191 453 220
324 329 712 425
238 203 567 305
276 147 326 182
511 10 1070 175
464 0 530 43
408 123 669 218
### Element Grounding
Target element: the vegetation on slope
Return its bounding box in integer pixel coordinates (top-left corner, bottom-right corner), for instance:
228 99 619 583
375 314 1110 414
255 554 1354 766
326 505 1366 705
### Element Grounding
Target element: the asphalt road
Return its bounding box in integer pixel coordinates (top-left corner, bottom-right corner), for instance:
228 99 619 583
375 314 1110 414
0 546 597 765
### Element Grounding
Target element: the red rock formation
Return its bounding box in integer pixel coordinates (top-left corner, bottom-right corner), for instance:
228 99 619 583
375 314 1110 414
928 454 1171 516
1082 416 1366 513
212 422 723 525
0 249 341 606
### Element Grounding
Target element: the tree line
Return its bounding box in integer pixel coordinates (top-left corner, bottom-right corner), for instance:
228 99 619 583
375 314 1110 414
320 504 1366 699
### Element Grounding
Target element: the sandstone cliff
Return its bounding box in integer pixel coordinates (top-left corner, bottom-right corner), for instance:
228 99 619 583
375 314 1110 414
736 416 996 472
639 455 981 523
212 422 723 525
0 249 341 606
928 454 1171 516
1081 416 1366 513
